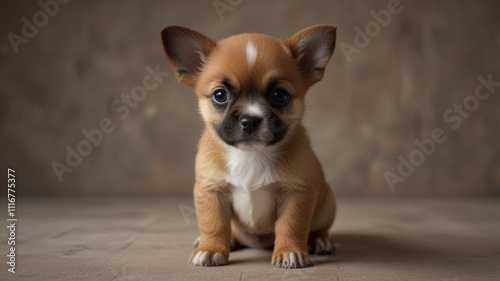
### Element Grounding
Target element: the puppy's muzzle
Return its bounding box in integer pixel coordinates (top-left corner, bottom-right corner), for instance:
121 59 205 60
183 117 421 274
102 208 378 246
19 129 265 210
239 115 262 135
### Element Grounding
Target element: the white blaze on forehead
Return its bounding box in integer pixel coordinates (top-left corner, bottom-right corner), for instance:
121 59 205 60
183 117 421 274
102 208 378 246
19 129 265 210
246 40 258 70
245 103 264 117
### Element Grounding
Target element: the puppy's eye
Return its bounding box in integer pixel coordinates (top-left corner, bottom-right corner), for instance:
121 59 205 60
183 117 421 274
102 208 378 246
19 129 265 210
271 89 290 106
212 89 228 104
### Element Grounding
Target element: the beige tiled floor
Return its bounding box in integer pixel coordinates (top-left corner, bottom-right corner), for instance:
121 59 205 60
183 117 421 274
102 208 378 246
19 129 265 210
1 197 499 280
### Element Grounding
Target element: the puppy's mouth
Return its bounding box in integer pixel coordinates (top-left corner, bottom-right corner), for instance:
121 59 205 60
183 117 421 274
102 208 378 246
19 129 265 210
219 132 270 147
214 112 288 148
234 135 268 147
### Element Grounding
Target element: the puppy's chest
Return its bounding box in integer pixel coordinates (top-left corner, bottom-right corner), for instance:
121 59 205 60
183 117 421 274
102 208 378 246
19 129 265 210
225 148 277 228
225 148 277 189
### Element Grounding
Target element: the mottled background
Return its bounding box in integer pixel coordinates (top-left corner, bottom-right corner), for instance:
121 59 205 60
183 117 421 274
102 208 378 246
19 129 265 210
1 0 499 197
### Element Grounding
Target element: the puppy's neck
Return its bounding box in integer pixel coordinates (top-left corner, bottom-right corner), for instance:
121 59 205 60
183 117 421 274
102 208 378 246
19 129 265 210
225 145 278 190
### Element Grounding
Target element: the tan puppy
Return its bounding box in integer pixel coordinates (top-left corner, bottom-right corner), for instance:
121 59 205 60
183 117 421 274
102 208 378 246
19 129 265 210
161 24 337 268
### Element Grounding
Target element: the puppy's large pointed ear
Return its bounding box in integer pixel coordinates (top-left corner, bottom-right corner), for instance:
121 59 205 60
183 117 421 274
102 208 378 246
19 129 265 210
161 26 216 88
284 25 337 87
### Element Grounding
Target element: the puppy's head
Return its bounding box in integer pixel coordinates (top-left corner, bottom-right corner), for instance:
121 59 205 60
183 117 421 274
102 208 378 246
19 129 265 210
161 25 336 149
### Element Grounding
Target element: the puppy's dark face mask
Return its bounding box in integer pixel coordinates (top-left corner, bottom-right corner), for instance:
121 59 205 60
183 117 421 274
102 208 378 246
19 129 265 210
210 81 290 148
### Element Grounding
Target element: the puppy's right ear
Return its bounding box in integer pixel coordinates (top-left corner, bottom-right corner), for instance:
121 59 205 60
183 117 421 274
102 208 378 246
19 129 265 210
161 26 216 88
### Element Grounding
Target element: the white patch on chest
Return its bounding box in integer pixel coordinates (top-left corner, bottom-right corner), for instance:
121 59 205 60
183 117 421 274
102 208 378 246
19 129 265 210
232 188 272 228
246 40 258 71
226 147 276 228
226 147 276 189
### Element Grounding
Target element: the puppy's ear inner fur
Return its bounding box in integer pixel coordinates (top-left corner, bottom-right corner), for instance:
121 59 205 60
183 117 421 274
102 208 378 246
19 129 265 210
161 26 216 88
284 24 337 87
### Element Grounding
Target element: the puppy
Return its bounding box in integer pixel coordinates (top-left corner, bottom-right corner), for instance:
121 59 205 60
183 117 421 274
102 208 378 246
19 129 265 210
161 24 337 268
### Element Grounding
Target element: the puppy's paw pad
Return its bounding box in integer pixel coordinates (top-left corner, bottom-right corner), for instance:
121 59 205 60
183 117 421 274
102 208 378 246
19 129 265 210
190 251 228 266
309 237 335 255
272 252 311 268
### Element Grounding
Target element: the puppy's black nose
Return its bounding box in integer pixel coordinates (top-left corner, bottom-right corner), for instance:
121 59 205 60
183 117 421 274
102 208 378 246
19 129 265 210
240 115 262 134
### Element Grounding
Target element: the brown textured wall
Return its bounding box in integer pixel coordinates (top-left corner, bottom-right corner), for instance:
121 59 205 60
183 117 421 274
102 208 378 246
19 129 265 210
1 0 499 197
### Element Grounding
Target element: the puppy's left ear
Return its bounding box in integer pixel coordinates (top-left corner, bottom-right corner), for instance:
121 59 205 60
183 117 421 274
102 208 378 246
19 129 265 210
284 24 337 87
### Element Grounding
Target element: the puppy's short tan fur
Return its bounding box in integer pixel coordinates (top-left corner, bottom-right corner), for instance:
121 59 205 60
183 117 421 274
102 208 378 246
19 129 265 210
161 25 337 268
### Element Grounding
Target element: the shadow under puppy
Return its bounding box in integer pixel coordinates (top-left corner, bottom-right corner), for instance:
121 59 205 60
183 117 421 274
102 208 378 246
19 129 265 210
161 24 337 268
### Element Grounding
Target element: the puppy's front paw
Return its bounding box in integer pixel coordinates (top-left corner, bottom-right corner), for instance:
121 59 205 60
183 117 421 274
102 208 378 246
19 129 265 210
309 237 335 255
272 249 311 268
193 236 237 251
190 249 228 266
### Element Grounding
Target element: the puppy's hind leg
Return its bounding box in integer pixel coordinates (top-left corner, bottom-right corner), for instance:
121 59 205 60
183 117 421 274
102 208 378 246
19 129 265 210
308 231 335 255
